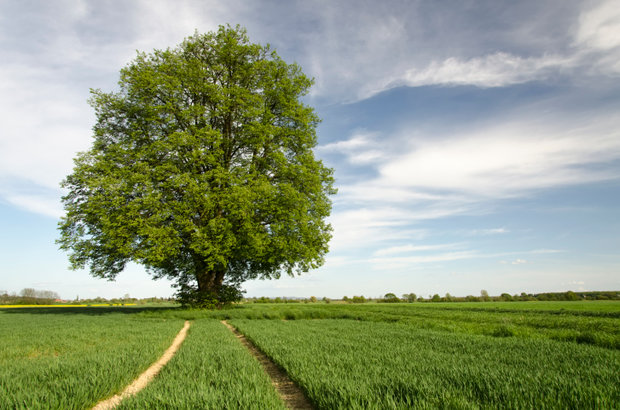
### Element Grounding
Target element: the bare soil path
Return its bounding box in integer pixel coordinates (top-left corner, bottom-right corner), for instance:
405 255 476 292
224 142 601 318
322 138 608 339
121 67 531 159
92 320 191 410
221 320 314 410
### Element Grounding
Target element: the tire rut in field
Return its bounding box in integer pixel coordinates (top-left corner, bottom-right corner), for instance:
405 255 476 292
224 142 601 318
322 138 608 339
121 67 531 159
221 320 314 410
92 320 191 410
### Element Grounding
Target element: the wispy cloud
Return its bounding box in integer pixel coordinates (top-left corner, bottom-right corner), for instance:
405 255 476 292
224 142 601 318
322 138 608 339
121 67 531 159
317 132 385 164
369 250 479 271
379 114 620 197
353 0 620 100
531 249 566 254
374 243 463 257
574 0 620 52
469 228 510 236
2 193 63 219
396 52 572 89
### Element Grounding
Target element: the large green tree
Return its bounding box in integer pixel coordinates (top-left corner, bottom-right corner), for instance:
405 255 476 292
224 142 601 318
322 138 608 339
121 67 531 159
58 26 335 303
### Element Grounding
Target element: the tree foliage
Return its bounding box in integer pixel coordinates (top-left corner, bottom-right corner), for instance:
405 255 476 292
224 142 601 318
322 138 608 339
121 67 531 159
58 26 335 305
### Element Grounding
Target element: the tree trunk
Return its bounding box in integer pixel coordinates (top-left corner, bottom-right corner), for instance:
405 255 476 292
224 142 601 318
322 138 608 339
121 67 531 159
196 270 226 295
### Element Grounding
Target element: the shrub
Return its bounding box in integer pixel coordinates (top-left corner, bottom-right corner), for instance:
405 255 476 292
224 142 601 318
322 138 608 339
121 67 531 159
381 293 400 303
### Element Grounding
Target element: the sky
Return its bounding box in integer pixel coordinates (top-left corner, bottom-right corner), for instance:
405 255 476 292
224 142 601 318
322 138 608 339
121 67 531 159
1 0 619 299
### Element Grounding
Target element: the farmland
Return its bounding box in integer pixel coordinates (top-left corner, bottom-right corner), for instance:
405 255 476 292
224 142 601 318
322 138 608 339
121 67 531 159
1 301 618 408
0 311 184 408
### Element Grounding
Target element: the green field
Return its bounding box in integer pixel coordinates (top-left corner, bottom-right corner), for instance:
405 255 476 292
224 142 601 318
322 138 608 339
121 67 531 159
117 320 284 409
0 310 184 408
1 301 618 408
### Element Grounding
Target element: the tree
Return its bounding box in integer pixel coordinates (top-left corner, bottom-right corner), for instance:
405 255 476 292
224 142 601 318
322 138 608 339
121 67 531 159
500 292 513 301
20 288 37 298
383 293 399 303
480 289 490 301
58 26 335 305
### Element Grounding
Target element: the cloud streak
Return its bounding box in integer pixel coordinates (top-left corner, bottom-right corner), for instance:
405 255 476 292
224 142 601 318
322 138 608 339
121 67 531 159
397 53 572 88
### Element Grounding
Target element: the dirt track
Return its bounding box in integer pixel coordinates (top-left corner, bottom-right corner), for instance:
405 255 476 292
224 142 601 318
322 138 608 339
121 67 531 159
92 320 191 410
221 320 314 409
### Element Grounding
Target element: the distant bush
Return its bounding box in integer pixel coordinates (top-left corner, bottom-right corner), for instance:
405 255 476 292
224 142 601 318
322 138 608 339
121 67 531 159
380 293 400 303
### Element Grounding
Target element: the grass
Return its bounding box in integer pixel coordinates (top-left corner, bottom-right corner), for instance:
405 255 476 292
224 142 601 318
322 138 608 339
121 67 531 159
1 301 618 408
117 320 285 409
0 309 184 409
230 318 620 408
138 301 620 349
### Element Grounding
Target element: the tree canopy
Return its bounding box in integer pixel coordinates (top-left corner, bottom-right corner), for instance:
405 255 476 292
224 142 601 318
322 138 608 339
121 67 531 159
58 25 335 305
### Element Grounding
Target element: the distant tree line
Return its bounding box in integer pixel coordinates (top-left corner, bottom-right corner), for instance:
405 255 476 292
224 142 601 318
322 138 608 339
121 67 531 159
247 296 328 304
0 288 60 305
367 290 620 303
0 289 174 306
243 291 619 304
3 289 617 306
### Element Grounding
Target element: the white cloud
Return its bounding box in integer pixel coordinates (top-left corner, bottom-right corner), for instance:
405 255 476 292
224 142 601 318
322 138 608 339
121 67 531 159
351 1 620 99
379 114 620 197
499 259 527 265
469 228 510 236
574 0 620 52
531 249 565 254
327 207 426 253
374 243 463 257
3 193 63 219
397 52 571 89
369 250 479 271
318 132 386 164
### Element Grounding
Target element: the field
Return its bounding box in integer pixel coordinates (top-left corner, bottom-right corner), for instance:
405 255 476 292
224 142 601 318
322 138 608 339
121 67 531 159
0 311 184 408
1 301 618 408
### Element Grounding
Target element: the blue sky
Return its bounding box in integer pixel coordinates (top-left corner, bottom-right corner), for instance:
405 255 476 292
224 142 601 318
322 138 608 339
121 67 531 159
1 0 618 299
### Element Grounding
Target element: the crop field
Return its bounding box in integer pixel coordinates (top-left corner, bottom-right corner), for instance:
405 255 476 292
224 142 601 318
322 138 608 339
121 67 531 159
0 310 184 408
232 319 618 408
1 301 618 408
117 320 284 409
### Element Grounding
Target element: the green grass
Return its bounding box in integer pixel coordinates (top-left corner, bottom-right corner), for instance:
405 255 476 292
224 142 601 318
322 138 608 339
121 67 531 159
2 301 618 408
118 320 285 409
231 318 620 409
0 309 184 409
139 301 620 349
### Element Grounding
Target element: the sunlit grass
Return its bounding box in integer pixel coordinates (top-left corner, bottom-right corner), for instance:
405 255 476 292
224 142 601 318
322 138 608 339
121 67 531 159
0 311 183 408
1 301 618 408
118 320 285 409
231 318 620 408
139 301 620 349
